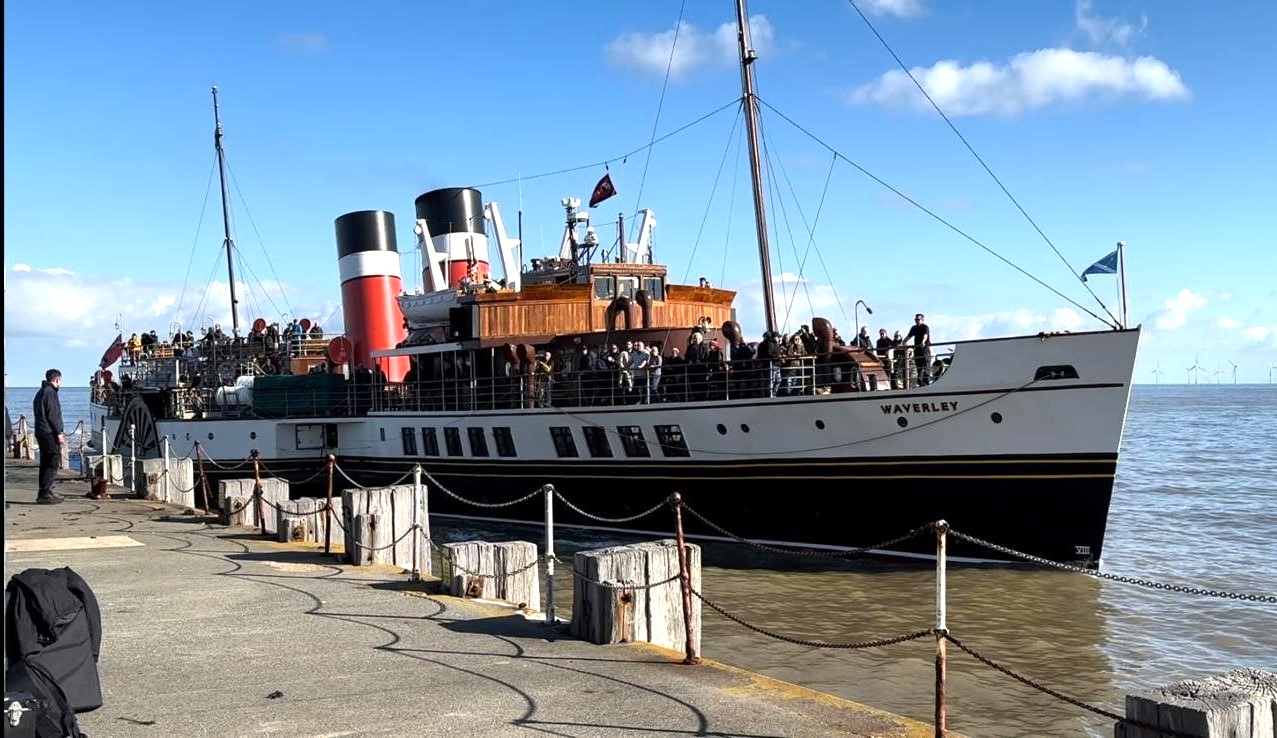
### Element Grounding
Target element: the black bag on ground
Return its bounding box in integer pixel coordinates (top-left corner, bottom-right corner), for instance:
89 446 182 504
5 567 103 725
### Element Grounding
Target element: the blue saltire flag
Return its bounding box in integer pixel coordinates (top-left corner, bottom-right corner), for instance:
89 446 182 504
1080 250 1119 282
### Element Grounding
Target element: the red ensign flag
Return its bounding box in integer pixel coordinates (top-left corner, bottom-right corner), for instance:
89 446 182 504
589 173 617 207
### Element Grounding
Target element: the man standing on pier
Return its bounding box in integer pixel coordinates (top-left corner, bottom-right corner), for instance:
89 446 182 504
33 368 65 504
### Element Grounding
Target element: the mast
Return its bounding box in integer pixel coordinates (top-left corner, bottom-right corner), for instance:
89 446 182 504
211 86 241 338
735 0 777 337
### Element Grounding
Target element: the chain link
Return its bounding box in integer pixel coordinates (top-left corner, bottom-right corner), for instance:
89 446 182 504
942 633 1201 738
198 454 254 472
334 463 415 491
695 588 934 649
949 529 1277 603
680 501 931 559
568 568 684 590
418 466 543 508
554 490 671 523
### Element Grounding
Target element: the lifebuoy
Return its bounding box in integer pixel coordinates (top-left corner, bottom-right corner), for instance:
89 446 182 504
634 289 653 329
606 297 637 331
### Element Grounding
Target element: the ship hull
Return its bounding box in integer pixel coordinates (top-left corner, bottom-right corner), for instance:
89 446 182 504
91 328 1139 567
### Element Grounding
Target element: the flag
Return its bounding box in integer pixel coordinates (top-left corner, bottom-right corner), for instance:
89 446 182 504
589 173 616 208
98 332 125 369
1080 249 1119 282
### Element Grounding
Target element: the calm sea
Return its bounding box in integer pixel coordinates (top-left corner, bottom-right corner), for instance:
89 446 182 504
7 384 1275 736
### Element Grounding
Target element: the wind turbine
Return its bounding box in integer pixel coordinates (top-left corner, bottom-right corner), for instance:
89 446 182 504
1185 355 1201 385
1213 364 1225 384
1228 360 1240 385
1150 362 1164 385
1270 363 1276 384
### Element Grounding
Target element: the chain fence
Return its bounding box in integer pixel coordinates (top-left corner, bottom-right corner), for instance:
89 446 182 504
553 490 671 523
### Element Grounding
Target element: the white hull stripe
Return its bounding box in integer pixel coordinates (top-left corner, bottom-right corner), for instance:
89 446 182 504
339 250 403 283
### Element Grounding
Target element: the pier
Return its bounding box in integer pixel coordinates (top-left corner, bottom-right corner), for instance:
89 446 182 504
4 462 941 737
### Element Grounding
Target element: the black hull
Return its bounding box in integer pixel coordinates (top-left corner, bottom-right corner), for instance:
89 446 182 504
233 453 1115 567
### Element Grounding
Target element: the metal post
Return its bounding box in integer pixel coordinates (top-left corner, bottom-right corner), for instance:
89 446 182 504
671 492 700 664
162 435 171 502
324 454 335 555
195 442 212 515
1117 240 1128 329
544 484 556 625
78 422 87 477
251 449 264 535
411 464 423 582
128 422 136 493
934 520 949 738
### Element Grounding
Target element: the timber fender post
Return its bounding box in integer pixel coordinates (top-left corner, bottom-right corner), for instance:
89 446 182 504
1115 668 1277 737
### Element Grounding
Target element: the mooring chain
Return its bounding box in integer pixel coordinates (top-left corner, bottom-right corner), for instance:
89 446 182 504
949 530 1277 603
554 490 671 523
349 523 422 553
694 588 934 650
942 634 1201 738
198 455 254 472
680 501 930 559
428 538 544 579
333 463 414 492
568 568 684 591
417 467 544 509
257 463 328 486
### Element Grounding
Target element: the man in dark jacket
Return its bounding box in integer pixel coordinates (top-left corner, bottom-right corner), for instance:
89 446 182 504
33 368 65 504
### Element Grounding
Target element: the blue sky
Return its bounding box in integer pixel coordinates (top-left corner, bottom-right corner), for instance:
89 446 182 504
4 0 1275 386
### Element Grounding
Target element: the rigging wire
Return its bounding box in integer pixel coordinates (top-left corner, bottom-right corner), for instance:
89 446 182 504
781 151 842 329
234 246 287 322
473 99 739 190
684 103 743 284
844 0 1118 325
757 98 1113 326
174 156 219 329
226 162 294 317
718 110 747 289
760 135 796 322
628 0 689 243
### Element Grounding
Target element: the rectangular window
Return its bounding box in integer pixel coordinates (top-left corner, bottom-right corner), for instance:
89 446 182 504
467 427 490 457
401 427 418 456
444 427 464 457
653 424 691 457
421 427 440 456
617 426 650 457
642 276 665 301
379 427 386 442
549 426 579 458
582 426 613 458
618 276 638 299
493 427 517 457
593 276 615 300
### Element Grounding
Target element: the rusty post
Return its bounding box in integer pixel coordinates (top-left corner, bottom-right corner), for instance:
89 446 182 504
324 454 336 555
670 492 700 665
934 519 949 738
77 421 87 477
251 449 264 535
195 442 212 515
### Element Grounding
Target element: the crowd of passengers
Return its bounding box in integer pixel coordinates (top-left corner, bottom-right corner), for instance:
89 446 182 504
390 315 942 410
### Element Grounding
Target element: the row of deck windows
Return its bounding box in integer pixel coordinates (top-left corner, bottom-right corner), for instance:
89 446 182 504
401 424 691 459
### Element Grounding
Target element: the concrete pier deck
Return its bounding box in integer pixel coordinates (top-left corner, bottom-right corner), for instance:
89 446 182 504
4 461 940 737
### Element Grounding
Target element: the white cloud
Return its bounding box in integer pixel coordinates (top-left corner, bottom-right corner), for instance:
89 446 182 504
1075 0 1146 49
851 48 1189 117
859 0 923 18
606 15 774 79
1153 288 1206 330
3 267 338 348
278 32 329 54
13 264 32 272
1217 317 1240 329
1243 326 1273 344
10 263 74 276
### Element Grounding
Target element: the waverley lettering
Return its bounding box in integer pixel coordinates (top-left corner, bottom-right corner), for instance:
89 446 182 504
880 401 958 414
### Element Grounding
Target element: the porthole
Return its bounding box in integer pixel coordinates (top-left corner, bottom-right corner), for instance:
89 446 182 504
991 412 1003 424
250 431 257 440
814 419 825 430
716 423 727 435
207 432 215 440
896 417 908 428
740 423 750 433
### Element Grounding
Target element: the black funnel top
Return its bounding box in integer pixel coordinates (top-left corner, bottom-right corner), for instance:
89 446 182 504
414 188 484 237
335 210 398 258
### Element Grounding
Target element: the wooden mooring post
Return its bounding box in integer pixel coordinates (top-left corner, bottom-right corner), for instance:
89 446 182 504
1115 668 1276 738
